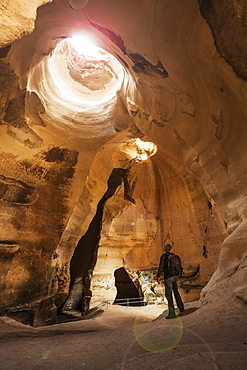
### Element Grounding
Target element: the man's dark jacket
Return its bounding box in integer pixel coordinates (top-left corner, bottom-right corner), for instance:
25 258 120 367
157 252 174 279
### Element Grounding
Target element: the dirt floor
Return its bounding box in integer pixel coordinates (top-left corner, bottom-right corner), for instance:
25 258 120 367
0 298 247 370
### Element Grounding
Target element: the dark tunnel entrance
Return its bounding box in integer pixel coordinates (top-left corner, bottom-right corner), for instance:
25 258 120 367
113 267 145 306
60 167 135 315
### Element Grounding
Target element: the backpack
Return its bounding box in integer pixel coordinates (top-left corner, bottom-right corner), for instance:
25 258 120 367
167 253 183 277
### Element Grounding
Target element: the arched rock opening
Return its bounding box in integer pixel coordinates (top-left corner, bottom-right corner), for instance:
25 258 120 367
113 267 144 307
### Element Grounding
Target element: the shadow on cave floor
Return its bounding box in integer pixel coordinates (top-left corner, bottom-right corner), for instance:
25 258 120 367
56 307 105 324
153 307 199 322
1 303 246 370
56 302 199 325
178 307 199 316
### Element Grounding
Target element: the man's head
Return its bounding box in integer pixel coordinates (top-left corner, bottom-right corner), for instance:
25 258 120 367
164 243 172 252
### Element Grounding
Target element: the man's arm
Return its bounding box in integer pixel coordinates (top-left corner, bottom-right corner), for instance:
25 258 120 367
157 254 165 283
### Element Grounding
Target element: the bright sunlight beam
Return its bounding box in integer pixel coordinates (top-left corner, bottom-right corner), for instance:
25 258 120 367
68 36 107 60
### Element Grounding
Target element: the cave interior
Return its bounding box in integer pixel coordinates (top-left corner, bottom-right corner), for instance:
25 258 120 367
0 0 246 328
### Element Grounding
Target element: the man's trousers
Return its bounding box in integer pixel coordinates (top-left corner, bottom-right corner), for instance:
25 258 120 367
164 275 184 315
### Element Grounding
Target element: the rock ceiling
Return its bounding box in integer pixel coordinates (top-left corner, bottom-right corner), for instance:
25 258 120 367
0 0 246 326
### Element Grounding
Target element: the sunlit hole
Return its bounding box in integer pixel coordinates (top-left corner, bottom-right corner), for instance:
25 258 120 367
42 35 127 109
27 33 136 138
68 36 107 60
127 138 158 162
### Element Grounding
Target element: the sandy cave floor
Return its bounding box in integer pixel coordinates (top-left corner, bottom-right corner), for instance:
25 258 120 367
0 300 247 370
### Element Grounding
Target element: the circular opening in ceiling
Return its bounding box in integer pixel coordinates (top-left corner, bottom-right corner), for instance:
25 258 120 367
26 34 134 137
49 36 126 105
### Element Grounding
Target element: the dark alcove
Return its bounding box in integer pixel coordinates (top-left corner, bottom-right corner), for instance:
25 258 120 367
113 267 144 306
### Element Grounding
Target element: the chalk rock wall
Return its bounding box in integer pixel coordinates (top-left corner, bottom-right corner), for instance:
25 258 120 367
0 0 246 325
0 0 52 48
92 148 227 304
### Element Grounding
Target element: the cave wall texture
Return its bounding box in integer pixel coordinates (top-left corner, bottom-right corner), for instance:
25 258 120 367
0 0 246 326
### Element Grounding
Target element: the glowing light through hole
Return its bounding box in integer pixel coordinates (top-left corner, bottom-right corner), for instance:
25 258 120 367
42 35 126 109
127 138 158 162
68 36 108 60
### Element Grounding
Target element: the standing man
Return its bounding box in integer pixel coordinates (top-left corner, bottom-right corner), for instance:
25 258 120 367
157 243 185 319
